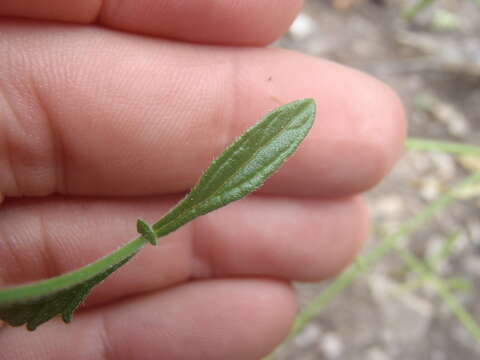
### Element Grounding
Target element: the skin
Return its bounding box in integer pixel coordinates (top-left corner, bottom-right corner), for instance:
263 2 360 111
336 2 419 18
0 1 406 359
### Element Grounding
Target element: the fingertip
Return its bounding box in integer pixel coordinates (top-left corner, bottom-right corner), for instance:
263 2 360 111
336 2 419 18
1 0 303 45
99 279 297 360
311 65 407 195
100 0 304 45
287 196 369 281
234 53 407 196
353 71 407 181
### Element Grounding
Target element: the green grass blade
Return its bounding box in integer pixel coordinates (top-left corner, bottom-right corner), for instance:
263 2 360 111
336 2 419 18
406 138 480 156
426 232 460 271
396 246 480 343
400 232 461 293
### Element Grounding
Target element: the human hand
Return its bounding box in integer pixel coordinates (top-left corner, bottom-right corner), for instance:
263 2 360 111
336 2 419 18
0 1 405 359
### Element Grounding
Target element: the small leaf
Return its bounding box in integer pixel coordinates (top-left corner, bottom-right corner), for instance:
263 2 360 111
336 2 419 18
137 219 157 245
0 99 316 330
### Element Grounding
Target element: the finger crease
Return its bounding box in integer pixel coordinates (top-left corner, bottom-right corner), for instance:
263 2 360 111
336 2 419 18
30 83 67 195
190 219 215 279
0 90 21 196
94 0 120 25
98 313 117 360
0 224 24 285
37 213 63 279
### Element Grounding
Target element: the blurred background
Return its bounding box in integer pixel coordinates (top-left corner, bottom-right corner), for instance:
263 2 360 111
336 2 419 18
268 1 480 359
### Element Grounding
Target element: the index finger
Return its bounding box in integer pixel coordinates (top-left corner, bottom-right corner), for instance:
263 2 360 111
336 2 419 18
0 0 303 45
0 23 405 198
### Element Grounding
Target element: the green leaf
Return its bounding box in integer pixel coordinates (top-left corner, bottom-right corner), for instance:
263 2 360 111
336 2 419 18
137 219 157 245
152 98 316 237
0 98 316 330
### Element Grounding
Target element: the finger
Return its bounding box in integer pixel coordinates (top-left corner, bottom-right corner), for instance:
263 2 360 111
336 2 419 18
0 279 296 360
99 0 303 45
0 0 302 45
0 22 406 198
0 0 100 23
0 194 366 306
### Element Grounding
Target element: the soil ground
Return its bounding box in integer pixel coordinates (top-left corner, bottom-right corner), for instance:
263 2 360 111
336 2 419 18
271 1 480 359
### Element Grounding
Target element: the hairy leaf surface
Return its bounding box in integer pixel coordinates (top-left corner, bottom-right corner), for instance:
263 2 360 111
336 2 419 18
153 98 316 236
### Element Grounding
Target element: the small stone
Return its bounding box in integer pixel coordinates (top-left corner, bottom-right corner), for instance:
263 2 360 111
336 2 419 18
464 256 480 276
289 13 315 40
418 176 442 201
431 349 447 360
374 195 405 218
434 101 469 136
369 274 434 347
415 92 470 137
430 153 456 180
364 347 390 360
406 152 431 174
294 324 321 348
319 332 344 359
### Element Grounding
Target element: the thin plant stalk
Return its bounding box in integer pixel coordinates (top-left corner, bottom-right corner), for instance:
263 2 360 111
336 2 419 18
396 246 480 343
406 138 480 156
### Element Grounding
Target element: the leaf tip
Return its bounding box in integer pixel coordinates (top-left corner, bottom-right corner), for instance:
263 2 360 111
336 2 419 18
62 312 73 324
286 98 316 126
299 98 316 114
303 97 315 105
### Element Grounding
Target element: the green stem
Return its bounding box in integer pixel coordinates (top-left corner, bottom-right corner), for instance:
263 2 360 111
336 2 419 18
405 138 480 156
426 232 460 271
0 237 146 303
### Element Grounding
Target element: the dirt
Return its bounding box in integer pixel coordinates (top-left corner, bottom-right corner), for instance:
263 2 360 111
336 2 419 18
270 1 480 359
